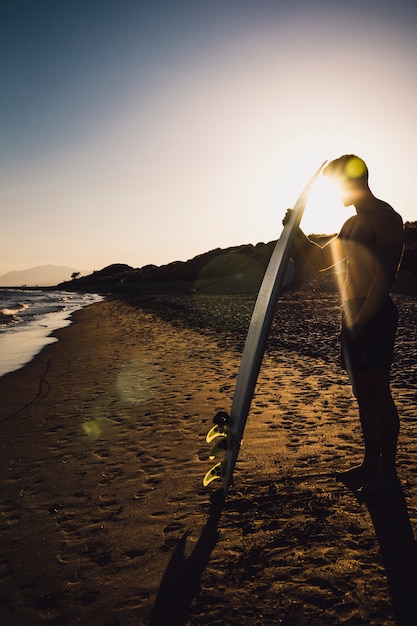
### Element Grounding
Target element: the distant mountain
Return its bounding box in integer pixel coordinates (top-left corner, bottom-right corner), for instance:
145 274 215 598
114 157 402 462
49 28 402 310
0 265 89 287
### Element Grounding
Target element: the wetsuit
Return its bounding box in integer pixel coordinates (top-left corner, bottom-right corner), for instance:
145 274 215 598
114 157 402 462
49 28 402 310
340 296 398 372
338 212 399 372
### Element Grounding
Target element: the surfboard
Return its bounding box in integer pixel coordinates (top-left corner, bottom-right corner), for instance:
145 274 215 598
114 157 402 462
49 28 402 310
203 162 327 496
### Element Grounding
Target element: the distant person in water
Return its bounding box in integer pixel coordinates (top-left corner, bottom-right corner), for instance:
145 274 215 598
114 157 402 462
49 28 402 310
285 155 404 496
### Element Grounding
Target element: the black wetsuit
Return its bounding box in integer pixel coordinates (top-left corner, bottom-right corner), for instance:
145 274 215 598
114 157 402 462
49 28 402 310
338 214 399 372
340 296 398 371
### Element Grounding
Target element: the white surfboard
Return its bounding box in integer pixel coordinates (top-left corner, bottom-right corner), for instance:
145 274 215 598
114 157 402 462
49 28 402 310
203 162 327 496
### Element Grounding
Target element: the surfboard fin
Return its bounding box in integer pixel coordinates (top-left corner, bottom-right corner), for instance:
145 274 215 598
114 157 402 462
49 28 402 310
206 410 231 443
209 437 230 460
206 423 228 443
203 461 223 486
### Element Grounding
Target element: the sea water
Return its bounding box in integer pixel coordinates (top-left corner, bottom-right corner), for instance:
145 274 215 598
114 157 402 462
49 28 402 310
0 289 102 378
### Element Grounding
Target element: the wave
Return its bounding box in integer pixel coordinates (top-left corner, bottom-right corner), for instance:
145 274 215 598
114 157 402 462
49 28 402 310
0 290 103 377
0 303 29 326
1 303 29 316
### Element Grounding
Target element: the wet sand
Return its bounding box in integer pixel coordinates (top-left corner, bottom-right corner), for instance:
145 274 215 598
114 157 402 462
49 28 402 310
1 294 417 625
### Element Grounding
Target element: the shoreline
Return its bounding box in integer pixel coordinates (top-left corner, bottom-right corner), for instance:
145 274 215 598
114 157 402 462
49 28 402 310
1 296 416 624
0 291 103 378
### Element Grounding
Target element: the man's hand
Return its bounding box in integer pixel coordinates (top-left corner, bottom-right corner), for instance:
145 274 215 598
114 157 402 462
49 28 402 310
347 317 365 341
282 208 293 227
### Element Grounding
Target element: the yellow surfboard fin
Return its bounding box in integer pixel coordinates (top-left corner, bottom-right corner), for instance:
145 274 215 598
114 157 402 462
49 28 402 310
209 438 229 460
203 461 223 486
206 424 228 443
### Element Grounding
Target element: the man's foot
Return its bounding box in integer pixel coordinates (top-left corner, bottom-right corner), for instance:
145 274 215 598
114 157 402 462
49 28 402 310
335 464 378 489
358 474 401 498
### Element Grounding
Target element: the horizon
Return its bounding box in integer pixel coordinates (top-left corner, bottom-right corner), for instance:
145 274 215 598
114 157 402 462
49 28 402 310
2 216 417 288
1 1 417 276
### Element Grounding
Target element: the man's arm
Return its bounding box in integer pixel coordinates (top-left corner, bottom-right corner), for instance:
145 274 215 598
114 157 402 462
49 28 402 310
283 209 346 271
292 228 346 272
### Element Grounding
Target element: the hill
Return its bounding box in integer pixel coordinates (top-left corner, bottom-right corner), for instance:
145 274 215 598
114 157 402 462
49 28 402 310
58 222 417 296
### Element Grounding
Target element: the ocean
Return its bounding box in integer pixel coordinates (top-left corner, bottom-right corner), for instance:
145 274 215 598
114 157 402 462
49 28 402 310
0 289 103 378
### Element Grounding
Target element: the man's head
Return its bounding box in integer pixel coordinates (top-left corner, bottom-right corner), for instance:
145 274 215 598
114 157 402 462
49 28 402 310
323 155 369 206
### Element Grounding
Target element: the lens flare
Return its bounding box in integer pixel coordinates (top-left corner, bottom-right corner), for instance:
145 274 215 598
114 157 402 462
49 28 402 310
116 357 162 404
345 156 367 179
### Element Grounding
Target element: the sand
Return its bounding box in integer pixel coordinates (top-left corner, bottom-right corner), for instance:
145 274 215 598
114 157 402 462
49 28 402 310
1 294 417 625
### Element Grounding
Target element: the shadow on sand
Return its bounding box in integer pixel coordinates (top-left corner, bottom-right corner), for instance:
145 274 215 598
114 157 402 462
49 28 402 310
149 491 225 626
363 485 417 626
150 479 417 625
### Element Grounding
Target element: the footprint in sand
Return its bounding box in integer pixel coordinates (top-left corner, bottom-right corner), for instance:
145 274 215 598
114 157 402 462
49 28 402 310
162 521 186 549
124 548 145 560
1 501 21 526
98 468 124 486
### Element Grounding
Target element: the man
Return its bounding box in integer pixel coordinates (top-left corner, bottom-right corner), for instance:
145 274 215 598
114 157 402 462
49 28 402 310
287 155 404 496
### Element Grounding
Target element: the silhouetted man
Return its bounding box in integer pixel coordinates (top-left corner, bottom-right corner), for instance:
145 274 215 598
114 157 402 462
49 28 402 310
286 155 404 496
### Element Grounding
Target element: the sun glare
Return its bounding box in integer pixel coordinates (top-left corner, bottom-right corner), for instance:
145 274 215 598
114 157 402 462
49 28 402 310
301 175 355 236
259 130 360 239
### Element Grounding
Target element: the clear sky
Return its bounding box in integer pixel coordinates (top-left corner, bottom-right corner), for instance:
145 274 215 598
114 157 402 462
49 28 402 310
1 0 417 275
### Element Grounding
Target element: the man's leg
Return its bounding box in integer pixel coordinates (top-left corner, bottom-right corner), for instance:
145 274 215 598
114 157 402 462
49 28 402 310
336 368 381 486
337 368 400 492
355 369 400 493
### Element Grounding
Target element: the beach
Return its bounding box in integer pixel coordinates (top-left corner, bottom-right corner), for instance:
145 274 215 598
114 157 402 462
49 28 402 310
1 294 417 625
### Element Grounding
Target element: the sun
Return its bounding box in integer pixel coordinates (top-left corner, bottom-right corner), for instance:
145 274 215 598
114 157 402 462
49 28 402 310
300 174 355 236
260 139 358 238
252 142 358 243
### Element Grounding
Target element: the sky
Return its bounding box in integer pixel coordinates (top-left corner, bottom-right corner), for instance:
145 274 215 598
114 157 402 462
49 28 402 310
1 0 417 275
